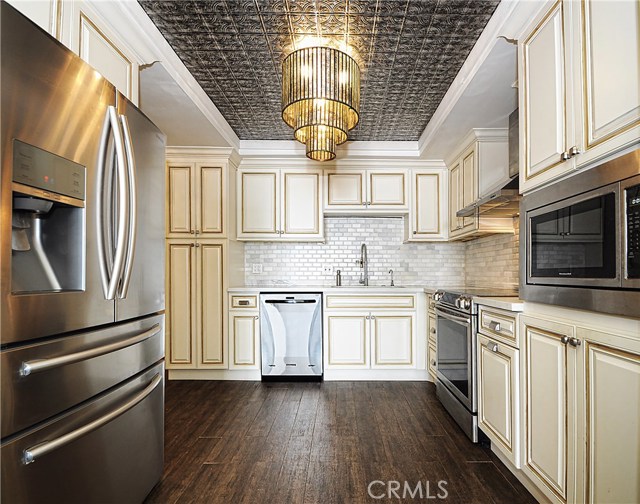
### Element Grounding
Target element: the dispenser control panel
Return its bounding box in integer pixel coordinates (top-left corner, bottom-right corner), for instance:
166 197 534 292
627 183 640 279
13 140 85 200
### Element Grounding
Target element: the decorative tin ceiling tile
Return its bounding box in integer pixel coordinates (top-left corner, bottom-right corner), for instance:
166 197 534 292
139 0 500 141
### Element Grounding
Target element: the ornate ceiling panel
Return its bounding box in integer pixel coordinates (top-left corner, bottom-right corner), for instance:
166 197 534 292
139 0 500 141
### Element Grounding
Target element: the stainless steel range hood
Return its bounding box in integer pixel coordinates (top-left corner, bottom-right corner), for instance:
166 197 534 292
457 109 521 218
456 176 520 218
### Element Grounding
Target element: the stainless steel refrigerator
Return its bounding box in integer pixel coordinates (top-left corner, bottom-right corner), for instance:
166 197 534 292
1 4 166 502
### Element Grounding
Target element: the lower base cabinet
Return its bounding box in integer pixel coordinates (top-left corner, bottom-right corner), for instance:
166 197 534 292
228 311 259 370
477 334 520 468
519 315 640 504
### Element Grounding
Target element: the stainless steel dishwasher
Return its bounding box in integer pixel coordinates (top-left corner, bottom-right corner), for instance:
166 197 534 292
259 293 323 379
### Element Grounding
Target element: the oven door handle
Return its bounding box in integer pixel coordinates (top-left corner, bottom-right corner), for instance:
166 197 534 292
435 306 471 324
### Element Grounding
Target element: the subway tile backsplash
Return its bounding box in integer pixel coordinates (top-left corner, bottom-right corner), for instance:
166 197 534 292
244 217 519 289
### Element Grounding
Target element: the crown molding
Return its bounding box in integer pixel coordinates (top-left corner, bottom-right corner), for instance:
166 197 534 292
165 146 241 166
418 0 541 158
96 0 239 150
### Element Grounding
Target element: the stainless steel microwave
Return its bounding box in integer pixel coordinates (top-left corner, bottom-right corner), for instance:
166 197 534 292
520 149 640 318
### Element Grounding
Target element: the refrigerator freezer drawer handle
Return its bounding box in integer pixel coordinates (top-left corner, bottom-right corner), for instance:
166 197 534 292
19 324 162 377
22 373 162 465
117 113 137 299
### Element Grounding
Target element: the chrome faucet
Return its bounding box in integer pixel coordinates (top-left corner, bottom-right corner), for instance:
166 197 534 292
357 243 369 286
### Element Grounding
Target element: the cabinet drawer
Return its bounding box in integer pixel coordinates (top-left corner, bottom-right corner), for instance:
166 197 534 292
428 314 436 345
478 306 518 347
428 341 437 377
231 295 258 309
325 295 415 310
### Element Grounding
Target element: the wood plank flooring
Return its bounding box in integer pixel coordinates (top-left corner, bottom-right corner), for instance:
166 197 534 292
145 380 537 504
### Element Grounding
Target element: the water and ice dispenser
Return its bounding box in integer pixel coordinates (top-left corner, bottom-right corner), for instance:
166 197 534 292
11 140 85 293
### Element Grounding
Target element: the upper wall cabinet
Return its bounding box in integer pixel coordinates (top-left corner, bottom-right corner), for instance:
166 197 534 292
324 169 409 213
238 168 323 241
6 0 61 39
448 130 514 241
167 163 227 238
519 0 640 193
404 169 447 242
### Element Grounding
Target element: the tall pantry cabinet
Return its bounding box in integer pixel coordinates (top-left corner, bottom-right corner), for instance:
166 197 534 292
165 148 244 372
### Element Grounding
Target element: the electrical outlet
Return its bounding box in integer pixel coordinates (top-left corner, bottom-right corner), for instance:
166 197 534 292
322 265 334 274
252 264 263 274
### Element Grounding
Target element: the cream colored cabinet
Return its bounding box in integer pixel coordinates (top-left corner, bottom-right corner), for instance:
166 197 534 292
238 169 323 241
371 312 415 368
405 170 447 241
228 311 259 370
325 169 408 213
167 163 226 238
448 131 513 240
477 334 520 468
166 240 226 369
324 294 417 370
519 0 640 193
520 315 578 504
6 0 61 38
326 313 369 368
578 327 640 504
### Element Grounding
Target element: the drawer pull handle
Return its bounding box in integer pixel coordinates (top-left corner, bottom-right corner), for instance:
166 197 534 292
19 324 162 377
488 321 501 332
491 343 499 353
238 300 250 306
22 373 162 465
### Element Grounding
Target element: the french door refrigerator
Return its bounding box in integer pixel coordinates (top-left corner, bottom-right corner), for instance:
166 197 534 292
1 4 166 502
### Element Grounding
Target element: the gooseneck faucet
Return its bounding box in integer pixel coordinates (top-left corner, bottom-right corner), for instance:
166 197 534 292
358 243 369 286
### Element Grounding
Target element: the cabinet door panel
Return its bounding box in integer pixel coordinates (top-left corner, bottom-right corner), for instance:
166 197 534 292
168 165 193 235
461 149 476 229
585 342 640 504
478 335 519 466
240 172 278 235
167 242 195 367
583 0 640 148
199 166 223 235
283 171 321 237
414 173 441 236
522 1 568 180
524 323 569 500
368 171 407 208
77 12 134 102
326 172 365 208
230 313 259 368
372 314 414 367
449 163 461 233
326 314 368 367
199 243 224 366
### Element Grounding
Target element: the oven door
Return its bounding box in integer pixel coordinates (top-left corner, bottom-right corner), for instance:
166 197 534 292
526 182 620 287
435 306 476 412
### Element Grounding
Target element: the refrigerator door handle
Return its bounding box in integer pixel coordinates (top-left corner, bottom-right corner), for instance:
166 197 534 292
21 373 162 465
107 106 130 300
96 108 113 298
18 323 162 377
117 113 137 299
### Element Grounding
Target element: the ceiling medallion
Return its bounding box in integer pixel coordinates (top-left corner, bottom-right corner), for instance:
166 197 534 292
282 46 360 161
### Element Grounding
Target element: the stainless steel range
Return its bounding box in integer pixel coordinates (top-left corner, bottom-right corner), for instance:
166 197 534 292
433 287 517 442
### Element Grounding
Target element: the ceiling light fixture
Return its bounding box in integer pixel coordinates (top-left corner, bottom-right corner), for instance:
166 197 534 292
282 46 360 161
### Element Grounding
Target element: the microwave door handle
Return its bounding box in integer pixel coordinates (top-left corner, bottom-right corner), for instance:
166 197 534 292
117 114 137 299
106 106 129 301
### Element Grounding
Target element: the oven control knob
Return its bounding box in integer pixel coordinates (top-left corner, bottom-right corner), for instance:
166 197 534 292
460 297 471 310
434 291 443 302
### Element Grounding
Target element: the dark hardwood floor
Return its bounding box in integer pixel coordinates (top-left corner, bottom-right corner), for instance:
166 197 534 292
145 380 537 504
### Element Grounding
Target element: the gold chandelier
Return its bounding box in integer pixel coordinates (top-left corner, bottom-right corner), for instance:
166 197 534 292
282 46 360 161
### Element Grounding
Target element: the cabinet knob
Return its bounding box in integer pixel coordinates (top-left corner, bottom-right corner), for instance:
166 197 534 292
254 316 259 320
561 336 570 345
195 229 200 234
195 243 200 247
430 360 436 366
413 231 417 235
562 151 572 161
430 328 436 334
569 146 580 157
568 337 581 347
190 230 195 234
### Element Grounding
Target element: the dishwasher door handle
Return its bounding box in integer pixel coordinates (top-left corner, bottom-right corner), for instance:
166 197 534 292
264 299 317 304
